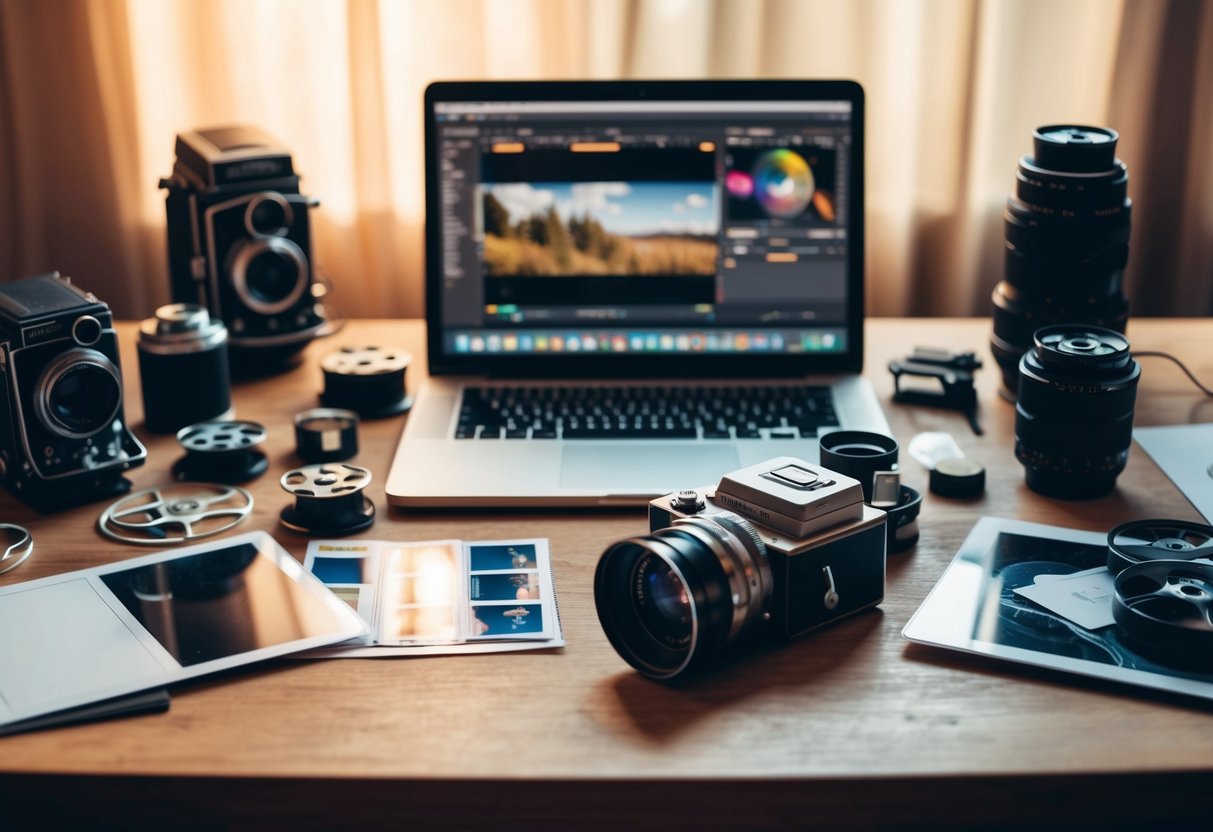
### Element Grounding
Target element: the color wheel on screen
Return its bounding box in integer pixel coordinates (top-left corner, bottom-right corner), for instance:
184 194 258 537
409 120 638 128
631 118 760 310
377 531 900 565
745 149 815 219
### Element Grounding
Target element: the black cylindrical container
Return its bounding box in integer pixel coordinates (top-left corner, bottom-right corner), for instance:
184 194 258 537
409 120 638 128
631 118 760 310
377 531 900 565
990 125 1132 396
1015 325 1140 499
137 304 232 433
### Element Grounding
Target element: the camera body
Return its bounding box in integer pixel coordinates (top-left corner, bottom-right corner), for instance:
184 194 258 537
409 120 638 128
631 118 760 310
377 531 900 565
161 126 326 361
649 458 886 640
595 456 885 679
0 273 146 508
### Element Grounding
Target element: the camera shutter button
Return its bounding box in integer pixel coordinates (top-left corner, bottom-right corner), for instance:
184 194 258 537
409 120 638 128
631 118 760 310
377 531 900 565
671 490 705 512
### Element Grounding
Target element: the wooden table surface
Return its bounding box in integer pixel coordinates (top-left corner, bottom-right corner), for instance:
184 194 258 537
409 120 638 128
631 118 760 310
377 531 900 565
2 317 1212 830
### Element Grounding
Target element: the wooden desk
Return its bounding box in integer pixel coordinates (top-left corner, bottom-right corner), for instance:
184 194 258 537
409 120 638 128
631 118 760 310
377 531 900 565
1 318 1211 830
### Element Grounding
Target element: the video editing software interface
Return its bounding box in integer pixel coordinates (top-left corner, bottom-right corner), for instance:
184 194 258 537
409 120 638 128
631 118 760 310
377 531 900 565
434 98 854 358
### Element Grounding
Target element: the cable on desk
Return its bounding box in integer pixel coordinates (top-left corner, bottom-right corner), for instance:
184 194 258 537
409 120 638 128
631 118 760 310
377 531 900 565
1133 351 1213 397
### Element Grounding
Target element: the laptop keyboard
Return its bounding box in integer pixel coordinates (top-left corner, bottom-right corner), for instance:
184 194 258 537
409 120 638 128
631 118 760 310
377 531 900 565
455 384 838 440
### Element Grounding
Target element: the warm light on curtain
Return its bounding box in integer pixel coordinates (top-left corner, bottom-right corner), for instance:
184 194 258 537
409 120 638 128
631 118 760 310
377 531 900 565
1 0 1210 320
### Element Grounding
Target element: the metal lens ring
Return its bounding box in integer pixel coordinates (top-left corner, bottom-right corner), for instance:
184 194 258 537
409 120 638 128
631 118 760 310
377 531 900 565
1107 519 1213 576
243 191 295 237
229 236 309 316
0 524 33 576
670 513 772 642
34 348 123 439
595 535 702 679
98 483 253 545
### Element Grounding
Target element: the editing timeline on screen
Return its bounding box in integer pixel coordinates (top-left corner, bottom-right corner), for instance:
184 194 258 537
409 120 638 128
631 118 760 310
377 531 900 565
433 98 853 357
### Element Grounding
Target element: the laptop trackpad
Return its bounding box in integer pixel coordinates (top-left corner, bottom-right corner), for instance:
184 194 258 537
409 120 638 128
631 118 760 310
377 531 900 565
559 444 740 492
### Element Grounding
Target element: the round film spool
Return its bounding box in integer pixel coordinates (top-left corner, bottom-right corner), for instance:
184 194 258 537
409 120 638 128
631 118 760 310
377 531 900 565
1113 559 1213 665
929 457 986 499
1106 519 1213 576
320 346 413 418
98 483 253 545
294 408 359 463
172 420 269 484
279 463 375 536
0 524 33 575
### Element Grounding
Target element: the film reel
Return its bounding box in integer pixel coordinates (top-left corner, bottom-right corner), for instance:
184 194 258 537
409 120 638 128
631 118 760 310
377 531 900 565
98 483 254 545
320 346 413 418
0 524 33 575
172 420 269 483
1113 560 1213 665
1106 519 1213 576
279 463 375 536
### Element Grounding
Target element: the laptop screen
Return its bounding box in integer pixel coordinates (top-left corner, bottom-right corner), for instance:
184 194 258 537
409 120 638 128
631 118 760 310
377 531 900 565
424 81 864 378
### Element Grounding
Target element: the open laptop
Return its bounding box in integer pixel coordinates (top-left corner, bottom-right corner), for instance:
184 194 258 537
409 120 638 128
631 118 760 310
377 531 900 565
386 80 889 507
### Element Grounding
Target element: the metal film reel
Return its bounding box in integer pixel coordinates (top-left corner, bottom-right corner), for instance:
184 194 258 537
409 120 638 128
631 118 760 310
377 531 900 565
1106 519 1213 576
173 420 269 484
0 524 33 575
319 346 413 418
279 463 375 536
98 483 254 545
1113 560 1213 665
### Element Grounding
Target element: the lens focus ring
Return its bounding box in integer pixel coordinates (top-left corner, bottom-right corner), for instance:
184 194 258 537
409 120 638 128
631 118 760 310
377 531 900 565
34 348 123 439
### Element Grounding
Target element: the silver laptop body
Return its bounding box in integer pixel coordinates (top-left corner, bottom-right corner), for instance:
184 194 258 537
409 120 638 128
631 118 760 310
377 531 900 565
387 80 888 507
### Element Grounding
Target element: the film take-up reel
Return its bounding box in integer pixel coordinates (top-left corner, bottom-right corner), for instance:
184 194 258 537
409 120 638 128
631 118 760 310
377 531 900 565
172 420 269 483
279 463 375 536
98 483 254 545
320 346 413 418
1107 520 1213 667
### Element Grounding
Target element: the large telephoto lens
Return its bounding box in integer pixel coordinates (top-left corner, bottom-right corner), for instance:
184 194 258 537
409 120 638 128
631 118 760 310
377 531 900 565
1015 325 1140 499
594 512 772 679
991 126 1131 396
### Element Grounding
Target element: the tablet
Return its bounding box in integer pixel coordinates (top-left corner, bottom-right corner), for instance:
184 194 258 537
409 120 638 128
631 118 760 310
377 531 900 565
903 517 1213 703
0 531 366 727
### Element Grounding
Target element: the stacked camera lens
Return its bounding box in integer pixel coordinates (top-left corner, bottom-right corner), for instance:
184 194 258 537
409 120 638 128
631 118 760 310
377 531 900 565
991 125 1132 395
1015 325 1140 499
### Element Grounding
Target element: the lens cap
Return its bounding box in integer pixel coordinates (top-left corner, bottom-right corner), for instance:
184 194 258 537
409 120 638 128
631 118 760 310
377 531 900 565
1033 125 1119 172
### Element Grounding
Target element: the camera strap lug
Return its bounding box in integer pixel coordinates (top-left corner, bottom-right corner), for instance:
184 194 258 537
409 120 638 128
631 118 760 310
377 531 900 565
822 565 839 610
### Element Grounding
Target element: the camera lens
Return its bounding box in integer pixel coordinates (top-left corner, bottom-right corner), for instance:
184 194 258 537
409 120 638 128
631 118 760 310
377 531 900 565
229 236 309 316
1015 324 1140 499
594 512 771 679
990 125 1132 396
244 193 293 237
35 348 123 438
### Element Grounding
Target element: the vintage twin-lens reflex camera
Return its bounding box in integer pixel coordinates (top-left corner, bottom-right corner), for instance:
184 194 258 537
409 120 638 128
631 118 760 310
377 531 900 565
160 126 327 364
0 273 146 508
594 456 886 679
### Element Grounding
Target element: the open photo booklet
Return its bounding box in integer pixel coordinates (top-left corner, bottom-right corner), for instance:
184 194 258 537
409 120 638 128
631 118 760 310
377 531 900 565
301 537 564 657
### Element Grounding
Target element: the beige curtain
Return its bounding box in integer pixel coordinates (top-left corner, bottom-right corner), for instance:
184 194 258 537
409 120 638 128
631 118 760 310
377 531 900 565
1 0 1210 320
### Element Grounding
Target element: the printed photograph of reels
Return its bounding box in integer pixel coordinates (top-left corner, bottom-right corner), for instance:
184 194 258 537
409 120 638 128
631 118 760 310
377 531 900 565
279 463 375 536
1106 519 1213 576
1113 559 1213 668
319 346 413 418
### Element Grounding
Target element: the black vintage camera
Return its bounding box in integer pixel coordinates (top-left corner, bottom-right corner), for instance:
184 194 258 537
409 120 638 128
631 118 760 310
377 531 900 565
0 273 146 508
160 126 327 365
594 457 886 679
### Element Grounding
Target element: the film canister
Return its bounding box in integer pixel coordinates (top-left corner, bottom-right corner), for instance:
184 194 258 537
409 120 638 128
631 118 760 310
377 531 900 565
294 408 359 463
929 457 986 498
138 304 232 433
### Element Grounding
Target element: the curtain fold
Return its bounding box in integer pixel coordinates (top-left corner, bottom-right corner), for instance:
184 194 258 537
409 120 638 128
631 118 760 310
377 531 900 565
0 0 1209 320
